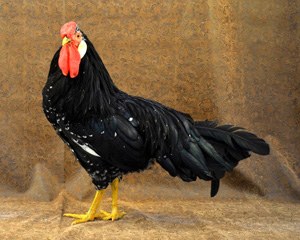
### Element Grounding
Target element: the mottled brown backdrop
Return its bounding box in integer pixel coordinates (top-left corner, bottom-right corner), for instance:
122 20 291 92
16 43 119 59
0 1 299 239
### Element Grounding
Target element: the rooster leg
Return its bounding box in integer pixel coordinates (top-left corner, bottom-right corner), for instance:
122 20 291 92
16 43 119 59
64 190 105 225
99 178 126 221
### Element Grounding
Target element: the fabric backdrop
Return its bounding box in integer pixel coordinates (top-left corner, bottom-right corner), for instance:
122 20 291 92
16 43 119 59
1 1 299 238
0 0 299 202
0 2 299 237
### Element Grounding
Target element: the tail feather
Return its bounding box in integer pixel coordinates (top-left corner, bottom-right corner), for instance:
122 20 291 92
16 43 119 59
195 120 270 155
157 119 270 198
211 179 220 197
194 120 270 197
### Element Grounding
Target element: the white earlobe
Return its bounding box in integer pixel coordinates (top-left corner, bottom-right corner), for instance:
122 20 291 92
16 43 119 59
78 40 87 59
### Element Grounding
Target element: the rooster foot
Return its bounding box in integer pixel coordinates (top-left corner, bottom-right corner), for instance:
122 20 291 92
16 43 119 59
98 209 126 221
64 211 108 225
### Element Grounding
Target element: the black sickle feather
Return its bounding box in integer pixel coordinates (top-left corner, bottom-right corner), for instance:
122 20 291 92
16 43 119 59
210 179 220 197
195 120 270 155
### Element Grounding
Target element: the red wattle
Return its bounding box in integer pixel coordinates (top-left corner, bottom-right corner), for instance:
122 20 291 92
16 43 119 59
69 44 81 78
58 45 69 76
58 43 81 78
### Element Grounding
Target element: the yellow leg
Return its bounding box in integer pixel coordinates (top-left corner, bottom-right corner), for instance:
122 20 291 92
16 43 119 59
64 190 105 225
99 178 126 221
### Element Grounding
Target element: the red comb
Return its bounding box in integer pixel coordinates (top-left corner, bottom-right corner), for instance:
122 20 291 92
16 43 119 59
60 21 77 39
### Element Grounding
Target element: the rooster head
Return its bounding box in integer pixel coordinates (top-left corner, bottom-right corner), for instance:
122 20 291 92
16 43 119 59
58 21 87 78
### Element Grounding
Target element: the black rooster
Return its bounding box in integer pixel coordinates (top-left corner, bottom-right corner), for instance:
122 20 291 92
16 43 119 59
42 22 270 225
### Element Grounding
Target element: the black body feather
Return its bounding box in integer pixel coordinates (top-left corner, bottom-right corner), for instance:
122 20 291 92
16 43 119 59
42 33 270 196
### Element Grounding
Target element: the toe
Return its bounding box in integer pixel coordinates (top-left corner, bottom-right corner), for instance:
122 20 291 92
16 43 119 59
102 210 126 221
97 210 111 217
64 212 96 225
64 213 87 219
114 211 126 221
94 211 108 219
72 218 87 225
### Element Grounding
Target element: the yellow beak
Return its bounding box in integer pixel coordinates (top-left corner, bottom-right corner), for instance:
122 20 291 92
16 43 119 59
62 36 71 46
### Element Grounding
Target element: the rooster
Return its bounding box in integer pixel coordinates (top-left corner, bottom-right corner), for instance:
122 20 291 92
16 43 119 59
42 21 270 225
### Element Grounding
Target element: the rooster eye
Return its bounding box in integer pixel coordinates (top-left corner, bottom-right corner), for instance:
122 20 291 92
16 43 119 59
75 32 82 39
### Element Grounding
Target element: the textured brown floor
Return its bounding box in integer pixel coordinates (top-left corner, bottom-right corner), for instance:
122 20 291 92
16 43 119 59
0 194 299 240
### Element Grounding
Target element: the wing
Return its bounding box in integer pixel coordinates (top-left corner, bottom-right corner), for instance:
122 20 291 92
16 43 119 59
55 112 149 173
121 95 187 156
120 95 216 181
